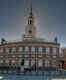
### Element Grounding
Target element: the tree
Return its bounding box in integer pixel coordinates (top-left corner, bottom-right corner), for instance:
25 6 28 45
21 59 24 66
1 38 6 45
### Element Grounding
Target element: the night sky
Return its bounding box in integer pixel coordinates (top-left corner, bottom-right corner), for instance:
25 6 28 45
0 0 66 48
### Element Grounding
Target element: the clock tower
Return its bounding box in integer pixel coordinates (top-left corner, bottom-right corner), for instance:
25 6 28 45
22 5 36 40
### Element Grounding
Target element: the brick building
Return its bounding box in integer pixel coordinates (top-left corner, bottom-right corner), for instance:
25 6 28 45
59 48 66 70
0 6 60 72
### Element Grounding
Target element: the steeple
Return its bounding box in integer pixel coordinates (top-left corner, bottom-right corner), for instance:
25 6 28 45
22 4 36 40
29 3 32 16
28 4 34 25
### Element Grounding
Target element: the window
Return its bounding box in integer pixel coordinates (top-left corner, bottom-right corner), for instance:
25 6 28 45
18 47 22 52
32 47 35 51
12 60 15 63
39 54 42 57
38 59 42 67
52 59 56 64
6 48 9 53
30 20 32 24
45 59 50 67
0 48 3 53
18 47 22 54
25 47 29 54
53 56 56 58
46 48 50 55
32 47 35 52
46 55 50 58
19 59 22 63
24 54 28 57
0 60 3 63
52 59 56 67
18 55 22 58
12 55 15 58
6 60 9 63
39 47 42 54
31 47 35 54
25 47 29 51
53 48 56 55
1 56 3 58
31 59 35 66
24 60 29 68
12 47 16 53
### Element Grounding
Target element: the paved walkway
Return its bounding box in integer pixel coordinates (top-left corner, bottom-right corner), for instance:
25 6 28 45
0 74 66 80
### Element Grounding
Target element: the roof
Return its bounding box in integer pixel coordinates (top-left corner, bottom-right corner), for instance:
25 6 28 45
0 40 60 47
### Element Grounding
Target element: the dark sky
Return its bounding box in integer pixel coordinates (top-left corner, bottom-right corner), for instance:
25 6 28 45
0 0 66 47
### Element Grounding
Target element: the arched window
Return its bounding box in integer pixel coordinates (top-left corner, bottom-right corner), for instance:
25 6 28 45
18 47 22 52
25 47 29 54
18 47 22 54
25 47 29 52
31 47 35 52
53 48 56 55
31 47 35 54
39 47 42 54
12 47 16 53
46 48 50 55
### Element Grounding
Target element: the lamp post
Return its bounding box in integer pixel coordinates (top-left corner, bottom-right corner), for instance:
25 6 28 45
42 67 44 80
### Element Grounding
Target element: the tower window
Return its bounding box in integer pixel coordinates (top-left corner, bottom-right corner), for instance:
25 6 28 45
28 20 32 24
30 20 32 24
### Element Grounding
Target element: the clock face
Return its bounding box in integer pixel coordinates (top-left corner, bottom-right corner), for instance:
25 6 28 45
29 30 32 34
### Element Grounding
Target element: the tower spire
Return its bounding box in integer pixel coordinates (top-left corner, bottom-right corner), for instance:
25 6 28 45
28 3 34 25
22 4 36 40
30 3 32 15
